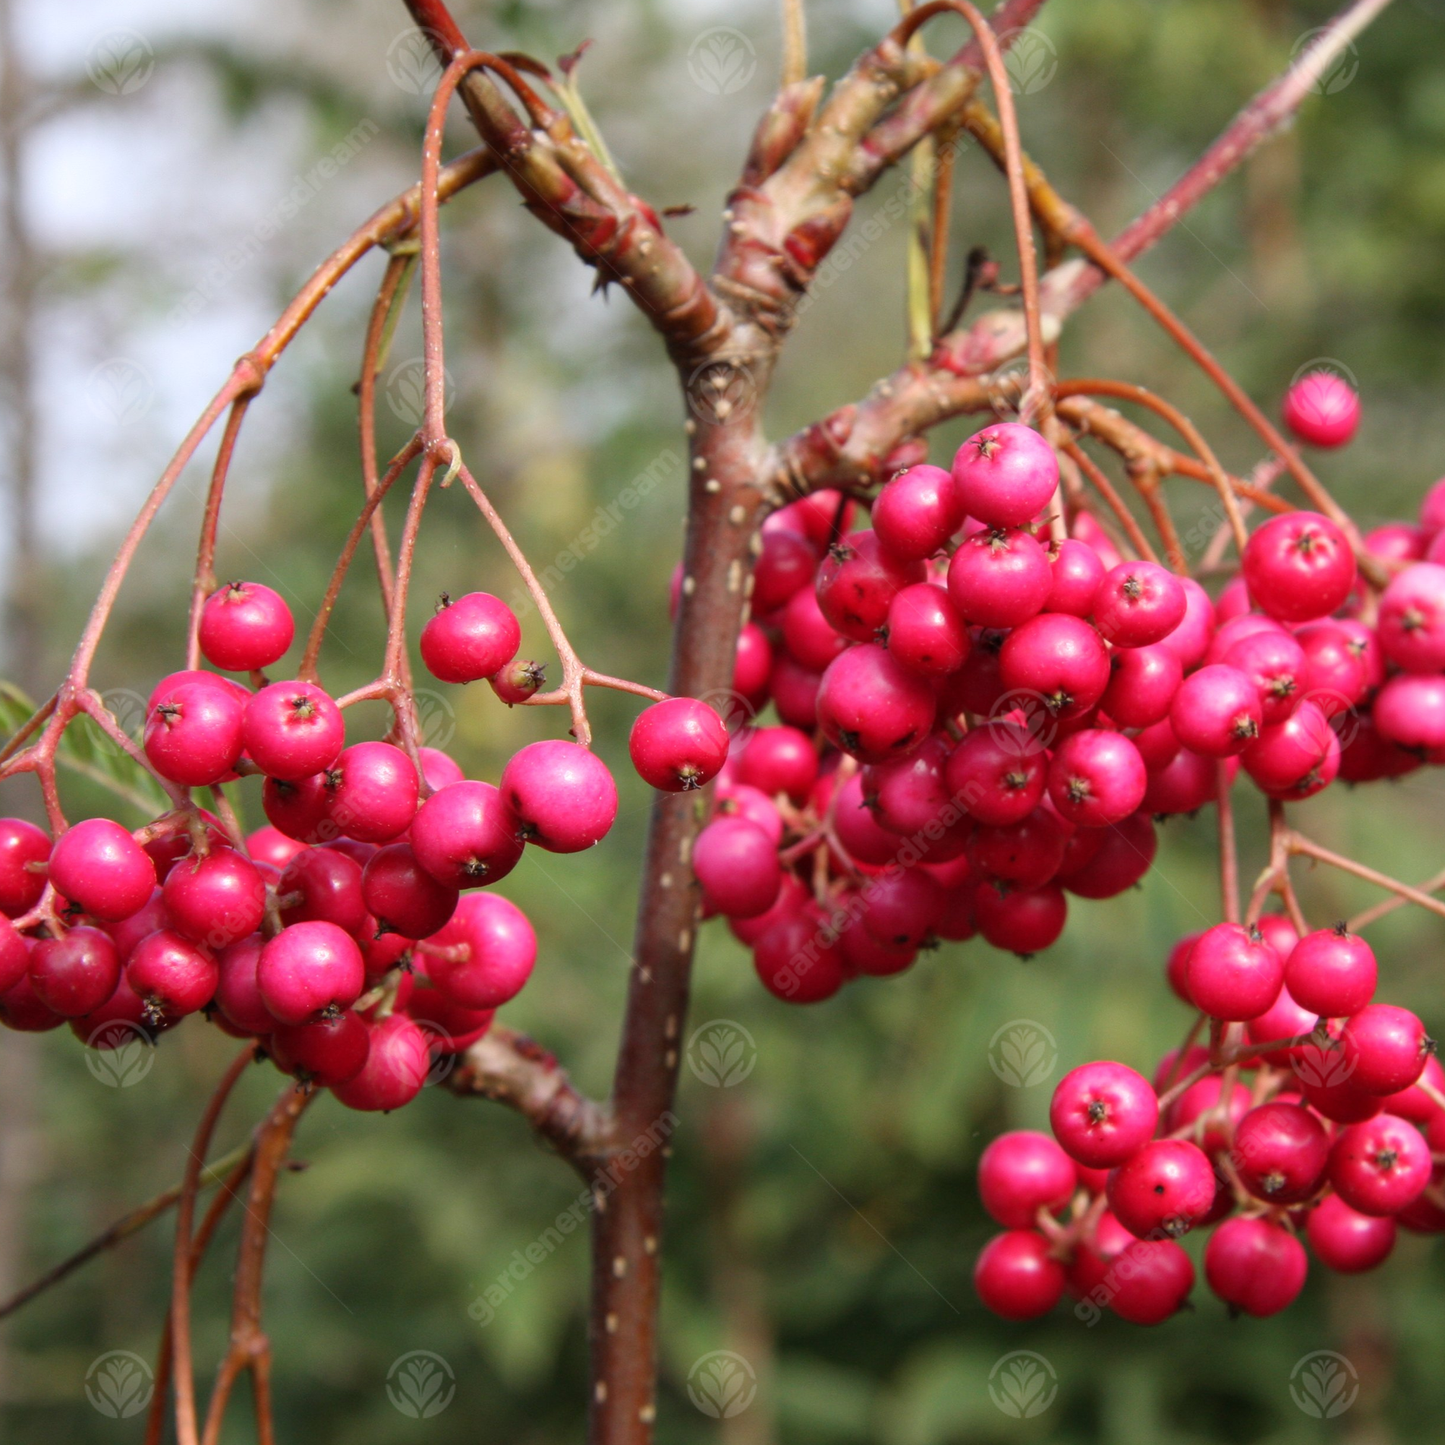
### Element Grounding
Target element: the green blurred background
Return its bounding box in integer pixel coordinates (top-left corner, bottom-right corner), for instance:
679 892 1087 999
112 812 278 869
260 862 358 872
2 0 1445 1440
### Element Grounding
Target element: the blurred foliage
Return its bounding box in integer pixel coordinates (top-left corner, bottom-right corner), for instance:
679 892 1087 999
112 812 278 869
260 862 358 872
4 1 1445 1442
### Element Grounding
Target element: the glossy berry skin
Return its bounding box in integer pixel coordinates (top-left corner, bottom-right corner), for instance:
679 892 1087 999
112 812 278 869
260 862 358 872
1329 1114 1433 1216
325 742 420 844
126 929 218 1021
1186 923 1283 1021
0 918 29 995
423 892 537 1009
1242 700 1339 800
1101 644 1182 729
1381 1054 1445 1123
999 614 1111 722
1242 511 1356 624
945 723 1046 826
972 881 1067 955
362 844 459 940
951 423 1059 528
262 774 331 844
246 825 306 869
1373 672 1445 751
1160 577 1216 671
143 681 245 787
862 735 951 835
490 659 546 705
50 818 156 922
1225 628 1306 726
1106 1239 1195 1325
1045 538 1106 617
872 464 962 560
331 1013 431 1112
629 698 730 791
242 682 345 781
404 968 494 1052
885 583 969 676
270 1009 370 1087
1107 1139 1216 1238
946 527 1052 628
1283 370 1360 448
694 817 782 919
967 806 1068 890
409 781 524 889
500 741 618 853
214 936 278 1034
1047 730 1147 827
816 644 936 764
1284 926 1377 1019
1377 563 1445 673
1050 1061 1159 1168
0 818 51 917
0 974 64 1032
753 907 845 1004
1169 665 1262 758
816 530 925 642
861 870 945 950
257 920 365 1025
973 1230 1066 1320
198 581 294 672
1165 1074 1249 1156
419 592 521 683
1306 1194 1396 1273
1340 1005 1433 1095
1204 1217 1308 1317
1092 562 1187 648
162 848 266 950
782 585 848 672
29 927 120 1017
418 747 465 791
735 623 774 712
736 727 817 805
752 527 817 613
1058 812 1157 900
278 847 366 935
1245 981 1317 1066
1231 1102 1330 1204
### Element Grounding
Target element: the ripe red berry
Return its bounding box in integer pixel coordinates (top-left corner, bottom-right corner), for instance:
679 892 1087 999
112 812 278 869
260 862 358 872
816 530 925 642
862 735 952 835
1045 538 1106 617
490 658 546 705
1329 1113 1432 1216
278 845 367 934
1242 699 1340 799
751 527 818 613
324 741 420 844
1158 577 1215 670
1224 627 1306 726
418 746 464 791
1373 672 1445 752
972 880 1067 955
733 623 774 711
500 740 618 853
629 697 730 792
246 825 306 869
1283 925 1376 1019
973 1229 1065 1320
1164 1074 1249 1155
968 805 1068 890
0 918 29 996
1340 1005 1433 1095
29 926 120 1017
816 643 936 764
860 869 945 950
1242 511 1356 623
1380 1053 1445 1123
946 527 1052 628
331 1013 431 1111
362 843 458 940
1231 1101 1330 1203
977 1131 1077 1228
1100 644 1182 728
1185 922 1283 1021
1050 1061 1158 1168
214 936 277 1035
242 681 345 781
735 726 817 805
1092 561 1186 648
1169 664 1262 757
884 583 970 676
1047 730 1147 827
753 905 845 1003
781 584 849 672
1283 370 1360 448
872 463 962 561
423 892 537 1009
1057 811 1156 899
694 817 781 919
419 592 521 684
257 920 364 1024
271 1009 370 1087
262 774 332 844
409 781 524 889
405 961 495 1051
0 973 64 1032
1204 1217 1308 1316
1376 562 1445 673
1305 1193 1396 1272
1106 1139 1216 1238
161 847 266 950
951 423 1059 528
1245 979 1317 1065
1104 1239 1194 1325
198 581 295 672
0 817 51 918
998 613 1111 721
126 929 218 1022
50 818 156 922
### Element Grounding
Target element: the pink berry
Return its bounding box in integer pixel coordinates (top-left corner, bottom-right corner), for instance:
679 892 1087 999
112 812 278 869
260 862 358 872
362 843 459 940
1047 730 1146 827
1242 511 1356 624
1379 1054 1445 1124
1306 1194 1396 1272
271 1009 371 1087
1377 562 1445 673
769 654 821 729
242 681 345 781
410 781 524 889
946 527 1052 628
419 591 521 683
1092 562 1186 648
973 1229 1065 1320
885 583 969 675
1169 664 1262 758
331 1013 431 1111
1241 699 1340 799
968 805 1067 890
1246 980 1317 1066
1100 644 1182 729
402 963 494 1052
718 784 784 845
198 581 295 672
1224 627 1306 726
1205 1217 1308 1316
1107 1239 1195 1324
1165 1074 1249 1155
735 726 817 804
1058 811 1156 899
1158 577 1216 670
1374 672 1445 751
945 722 1046 826
629 698 730 792
500 740 618 853
862 735 952 835
694 817 782 919
837 912 915 977
972 880 1067 955
126 929 218 1022
977 1131 1077 1228
0 818 50 918
1283 370 1360 448
278 846 367 934
214 936 277 1034
29 926 120 1017
1341 1005 1433 1095
1186 922 1283 1021
1231 1101 1330 1203
1329 1114 1432 1216
1142 745 1222 816
998 613 1111 722
1283 925 1376 1018
490 659 546 705
1164 933 1199 1002
257 920 364 1024
0 918 29 995
262 774 332 844
816 530 925 642
50 818 156 922
782 585 849 672
162 847 266 950
860 869 945 950
1050 1061 1159 1168
872 464 962 561
418 746 464 791
951 423 1059 528
1106 1139 1216 1238
1045 538 1106 617
752 527 818 614
733 623 774 711
246 825 306 869
143 680 245 787
816 643 936 764
753 906 845 1003
324 741 420 844
422 892 537 1009
0 973 64 1032
830 772 905 865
